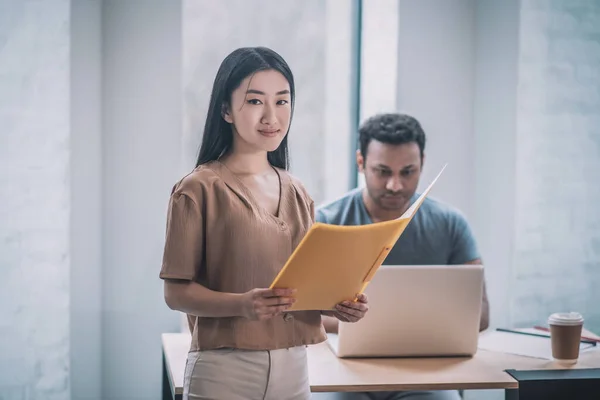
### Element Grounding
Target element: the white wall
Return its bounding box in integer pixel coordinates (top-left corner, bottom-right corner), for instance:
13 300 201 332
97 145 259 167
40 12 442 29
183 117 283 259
324 0 359 199
71 0 103 398
473 0 520 333
511 0 600 332
360 0 399 121
396 0 476 223
469 2 600 398
470 3 521 398
0 1 71 399
101 1 183 399
183 0 343 205
355 0 399 190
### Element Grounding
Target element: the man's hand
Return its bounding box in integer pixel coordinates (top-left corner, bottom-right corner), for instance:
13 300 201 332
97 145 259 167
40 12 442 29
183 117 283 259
323 293 369 323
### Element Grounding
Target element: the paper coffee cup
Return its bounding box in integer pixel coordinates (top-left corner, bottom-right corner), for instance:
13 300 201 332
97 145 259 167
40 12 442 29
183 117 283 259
548 312 584 364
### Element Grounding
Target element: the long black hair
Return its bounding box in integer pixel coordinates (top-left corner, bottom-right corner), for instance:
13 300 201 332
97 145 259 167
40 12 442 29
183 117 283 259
195 47 295 170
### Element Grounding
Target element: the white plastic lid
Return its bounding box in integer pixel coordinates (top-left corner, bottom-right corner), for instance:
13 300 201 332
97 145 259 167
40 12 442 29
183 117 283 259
548 312 584 326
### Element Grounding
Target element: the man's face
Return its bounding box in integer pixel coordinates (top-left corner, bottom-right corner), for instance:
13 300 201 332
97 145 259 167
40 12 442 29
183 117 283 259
358 140 423 212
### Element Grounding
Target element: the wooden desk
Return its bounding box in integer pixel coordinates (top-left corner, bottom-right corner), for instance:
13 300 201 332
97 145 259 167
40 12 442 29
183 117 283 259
307 341 517 392
162 333 190 400
161 332 600 400
309 340 600 393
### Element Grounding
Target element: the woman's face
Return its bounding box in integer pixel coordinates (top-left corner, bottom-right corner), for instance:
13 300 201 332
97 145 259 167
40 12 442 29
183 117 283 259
223 69 292 154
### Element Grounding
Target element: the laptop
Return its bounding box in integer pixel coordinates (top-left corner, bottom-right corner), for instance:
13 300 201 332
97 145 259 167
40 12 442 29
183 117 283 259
326 264 484 358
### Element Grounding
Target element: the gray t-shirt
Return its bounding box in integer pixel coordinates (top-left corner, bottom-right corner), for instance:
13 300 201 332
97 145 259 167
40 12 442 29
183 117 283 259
315 188 480 265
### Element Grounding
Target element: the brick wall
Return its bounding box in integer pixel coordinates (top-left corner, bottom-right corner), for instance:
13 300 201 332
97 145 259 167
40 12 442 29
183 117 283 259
0 1 71 399
512 0 600 332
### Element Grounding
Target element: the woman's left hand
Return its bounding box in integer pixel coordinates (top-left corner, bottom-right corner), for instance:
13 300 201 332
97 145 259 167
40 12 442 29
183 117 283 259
329 293 369 323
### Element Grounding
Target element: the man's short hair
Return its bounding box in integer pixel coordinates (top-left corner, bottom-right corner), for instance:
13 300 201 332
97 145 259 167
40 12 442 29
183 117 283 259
358 113 426 160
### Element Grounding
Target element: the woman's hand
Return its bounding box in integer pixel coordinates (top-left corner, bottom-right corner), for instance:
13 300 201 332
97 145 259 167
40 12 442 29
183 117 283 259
324 293 369 323
239 288 296 320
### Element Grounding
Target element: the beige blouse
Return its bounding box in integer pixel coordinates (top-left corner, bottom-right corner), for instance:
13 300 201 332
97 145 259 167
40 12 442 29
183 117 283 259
160 161 327 351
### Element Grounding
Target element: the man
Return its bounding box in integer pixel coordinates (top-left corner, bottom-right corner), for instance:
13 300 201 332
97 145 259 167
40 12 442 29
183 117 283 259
315 113 489 400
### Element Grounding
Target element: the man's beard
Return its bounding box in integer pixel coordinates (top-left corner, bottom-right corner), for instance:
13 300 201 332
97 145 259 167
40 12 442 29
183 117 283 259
370 189 411 211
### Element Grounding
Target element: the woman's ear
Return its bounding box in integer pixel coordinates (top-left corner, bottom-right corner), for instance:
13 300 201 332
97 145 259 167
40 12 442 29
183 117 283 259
222 103 233 124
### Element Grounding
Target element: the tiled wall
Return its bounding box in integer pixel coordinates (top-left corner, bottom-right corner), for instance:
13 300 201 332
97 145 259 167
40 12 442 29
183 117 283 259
0 1 71 399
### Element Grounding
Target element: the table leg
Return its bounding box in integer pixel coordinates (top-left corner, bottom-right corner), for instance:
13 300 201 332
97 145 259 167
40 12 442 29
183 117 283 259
162 352 173 400
504 389 518 400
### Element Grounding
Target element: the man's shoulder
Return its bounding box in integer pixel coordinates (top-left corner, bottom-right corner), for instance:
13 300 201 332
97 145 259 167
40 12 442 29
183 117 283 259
414 196 480 263
418 196 469 225
420 196 460 216
315 187 363 224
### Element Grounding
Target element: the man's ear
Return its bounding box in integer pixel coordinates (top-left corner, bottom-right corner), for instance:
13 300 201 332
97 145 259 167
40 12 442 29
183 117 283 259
420 152 426 170
356 149 365 173
222 103 233 123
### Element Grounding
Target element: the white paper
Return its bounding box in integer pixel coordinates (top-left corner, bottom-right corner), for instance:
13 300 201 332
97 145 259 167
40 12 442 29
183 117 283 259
397 163 447 220
478 329 595 360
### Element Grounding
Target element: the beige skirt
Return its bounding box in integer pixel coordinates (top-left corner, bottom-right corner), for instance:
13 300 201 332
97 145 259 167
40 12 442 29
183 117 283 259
183 345 311 400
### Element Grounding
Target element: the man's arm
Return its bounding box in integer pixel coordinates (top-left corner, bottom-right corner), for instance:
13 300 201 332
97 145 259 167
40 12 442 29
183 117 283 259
448 211 490 331
465 258 490 331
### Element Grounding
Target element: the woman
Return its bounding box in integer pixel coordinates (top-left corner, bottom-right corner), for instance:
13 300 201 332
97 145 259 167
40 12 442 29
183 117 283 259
160 46 369 400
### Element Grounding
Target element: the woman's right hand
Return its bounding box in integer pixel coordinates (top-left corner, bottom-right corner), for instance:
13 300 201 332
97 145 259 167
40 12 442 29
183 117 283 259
239 288 296 320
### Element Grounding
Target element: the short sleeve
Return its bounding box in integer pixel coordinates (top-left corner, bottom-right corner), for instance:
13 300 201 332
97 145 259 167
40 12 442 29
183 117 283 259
315 207 328 224
448 212 480 264
159 190 204 281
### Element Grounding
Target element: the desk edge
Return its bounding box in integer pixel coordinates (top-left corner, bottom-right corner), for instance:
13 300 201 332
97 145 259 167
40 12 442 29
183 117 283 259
162 334 185 396
309 381 519 392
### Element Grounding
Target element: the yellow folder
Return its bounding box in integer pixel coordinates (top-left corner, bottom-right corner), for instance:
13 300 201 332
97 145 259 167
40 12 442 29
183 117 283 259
269 165 447 311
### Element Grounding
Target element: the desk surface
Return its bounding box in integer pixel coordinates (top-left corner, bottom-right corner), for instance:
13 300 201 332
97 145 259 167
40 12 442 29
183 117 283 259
308 337 600 392
162 330 600 395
